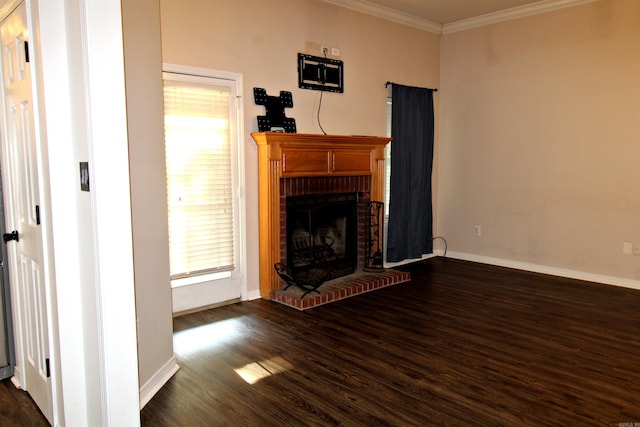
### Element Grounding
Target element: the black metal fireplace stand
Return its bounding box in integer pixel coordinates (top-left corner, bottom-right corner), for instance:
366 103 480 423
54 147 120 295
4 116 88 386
274 263 328 299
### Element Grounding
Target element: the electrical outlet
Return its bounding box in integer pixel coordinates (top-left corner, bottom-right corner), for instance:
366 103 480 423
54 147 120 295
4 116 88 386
473 225 481 236
623 242 633 255
321 45 329 56
331 47 341 57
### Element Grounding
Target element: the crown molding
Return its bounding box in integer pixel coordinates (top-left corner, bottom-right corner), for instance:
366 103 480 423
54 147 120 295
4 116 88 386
442 0 601 34
323 0 600 35
321 0 443 34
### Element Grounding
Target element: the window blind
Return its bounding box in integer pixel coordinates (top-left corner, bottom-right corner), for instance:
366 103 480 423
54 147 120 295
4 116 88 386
163 80 235 279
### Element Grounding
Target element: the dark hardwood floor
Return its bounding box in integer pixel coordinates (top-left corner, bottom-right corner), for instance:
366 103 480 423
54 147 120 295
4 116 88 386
0 379 48 426
140 257 640 426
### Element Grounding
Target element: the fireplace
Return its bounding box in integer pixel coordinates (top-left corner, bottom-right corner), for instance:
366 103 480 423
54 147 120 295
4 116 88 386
286 192 358 280
252 132 391 299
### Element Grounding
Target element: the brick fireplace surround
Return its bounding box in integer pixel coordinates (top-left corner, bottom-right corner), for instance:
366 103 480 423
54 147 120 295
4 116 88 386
281 175 370 273
252 132 410 305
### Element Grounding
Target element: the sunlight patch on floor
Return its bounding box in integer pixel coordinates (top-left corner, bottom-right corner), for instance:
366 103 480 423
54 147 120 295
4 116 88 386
234 356 293 385
173 317 247 356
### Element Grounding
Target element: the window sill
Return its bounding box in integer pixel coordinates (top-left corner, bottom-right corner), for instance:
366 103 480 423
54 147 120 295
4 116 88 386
171 271 232 289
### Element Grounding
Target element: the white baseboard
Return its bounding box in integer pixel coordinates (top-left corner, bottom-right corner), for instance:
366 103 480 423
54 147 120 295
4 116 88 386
384 253 438 269
446 251 640 291
10 367 22 389
139 356 180 409
245 289 261 301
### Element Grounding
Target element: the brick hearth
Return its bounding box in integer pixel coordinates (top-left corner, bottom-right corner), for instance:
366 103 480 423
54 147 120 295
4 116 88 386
271 269 411 310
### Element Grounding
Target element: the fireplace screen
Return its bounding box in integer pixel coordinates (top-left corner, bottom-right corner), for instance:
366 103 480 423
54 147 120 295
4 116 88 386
286 192 358 281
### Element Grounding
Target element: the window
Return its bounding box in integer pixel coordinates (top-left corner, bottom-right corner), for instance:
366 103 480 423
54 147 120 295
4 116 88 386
162 69 244 300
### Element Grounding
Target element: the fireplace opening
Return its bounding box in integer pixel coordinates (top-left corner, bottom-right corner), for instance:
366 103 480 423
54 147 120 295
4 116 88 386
286 192 358 281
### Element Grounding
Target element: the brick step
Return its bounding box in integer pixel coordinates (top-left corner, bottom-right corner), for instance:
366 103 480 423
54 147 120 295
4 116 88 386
271 269 411 310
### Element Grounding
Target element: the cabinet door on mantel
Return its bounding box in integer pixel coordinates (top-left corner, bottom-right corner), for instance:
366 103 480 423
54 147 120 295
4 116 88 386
281 147 373 176
332 149 372 175
282 148 330 175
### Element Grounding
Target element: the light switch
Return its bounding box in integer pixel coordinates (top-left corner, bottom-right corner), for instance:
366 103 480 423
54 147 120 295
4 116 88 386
80 162 90 192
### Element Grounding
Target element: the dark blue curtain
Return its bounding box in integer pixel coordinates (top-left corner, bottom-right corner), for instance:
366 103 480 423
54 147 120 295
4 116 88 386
386 84 435 263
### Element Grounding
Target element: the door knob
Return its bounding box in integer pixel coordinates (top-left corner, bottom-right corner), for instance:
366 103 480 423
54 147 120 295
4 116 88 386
3 230 19 242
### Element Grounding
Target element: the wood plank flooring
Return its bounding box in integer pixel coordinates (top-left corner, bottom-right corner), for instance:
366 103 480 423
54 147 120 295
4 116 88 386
140 257 640 426
0 379 48 426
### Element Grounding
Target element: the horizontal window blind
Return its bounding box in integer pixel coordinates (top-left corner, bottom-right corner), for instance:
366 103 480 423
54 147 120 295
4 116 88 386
164 79 235 278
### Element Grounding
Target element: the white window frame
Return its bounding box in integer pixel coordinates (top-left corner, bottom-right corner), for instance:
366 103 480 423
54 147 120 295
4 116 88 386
163 64 247 310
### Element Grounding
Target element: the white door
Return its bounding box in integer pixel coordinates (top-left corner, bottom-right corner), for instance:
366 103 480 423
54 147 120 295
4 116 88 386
163 66 246 313
0 3 52 423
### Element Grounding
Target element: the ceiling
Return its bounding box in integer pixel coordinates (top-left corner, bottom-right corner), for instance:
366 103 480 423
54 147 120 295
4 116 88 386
358 0 546 24
324 0 593 32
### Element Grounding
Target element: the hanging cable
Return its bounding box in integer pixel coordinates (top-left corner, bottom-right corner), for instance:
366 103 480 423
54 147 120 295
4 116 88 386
317 88 327 135
317 50 329 135
433 236 447 257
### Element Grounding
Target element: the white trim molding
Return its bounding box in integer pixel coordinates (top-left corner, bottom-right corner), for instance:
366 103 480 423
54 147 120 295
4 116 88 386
385 253 437 269
246 289 262 301
323 0 600 35
321 0 442 33
446 251 640 292
443 0 601 34
139 356 180 409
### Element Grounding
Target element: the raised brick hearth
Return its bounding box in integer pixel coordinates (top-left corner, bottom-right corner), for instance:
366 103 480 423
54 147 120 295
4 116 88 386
271 269 411 310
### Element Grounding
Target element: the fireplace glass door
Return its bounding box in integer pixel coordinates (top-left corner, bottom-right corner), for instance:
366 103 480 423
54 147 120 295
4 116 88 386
286 193 358 281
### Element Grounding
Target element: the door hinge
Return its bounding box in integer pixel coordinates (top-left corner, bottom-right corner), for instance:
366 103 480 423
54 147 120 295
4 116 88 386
24 41 29 63
45 358 50 378
35 205 40 225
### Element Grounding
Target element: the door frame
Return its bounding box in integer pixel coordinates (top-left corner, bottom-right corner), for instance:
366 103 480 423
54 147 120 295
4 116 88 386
163 64 247 314
34 0 141 424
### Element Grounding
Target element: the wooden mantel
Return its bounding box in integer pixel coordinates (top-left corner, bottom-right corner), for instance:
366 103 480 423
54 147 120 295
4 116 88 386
251 132 391 299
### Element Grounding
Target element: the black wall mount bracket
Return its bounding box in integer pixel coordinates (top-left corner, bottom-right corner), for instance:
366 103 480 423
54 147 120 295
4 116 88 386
298 53 344 93
253 87 297 133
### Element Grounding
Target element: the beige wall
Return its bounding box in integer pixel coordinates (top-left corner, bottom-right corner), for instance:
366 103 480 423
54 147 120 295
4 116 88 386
122 0 175 393
439 0 640 280
160 0 441 296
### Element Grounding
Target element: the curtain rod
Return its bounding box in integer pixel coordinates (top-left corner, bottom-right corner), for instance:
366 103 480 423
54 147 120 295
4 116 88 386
385 81 438 92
